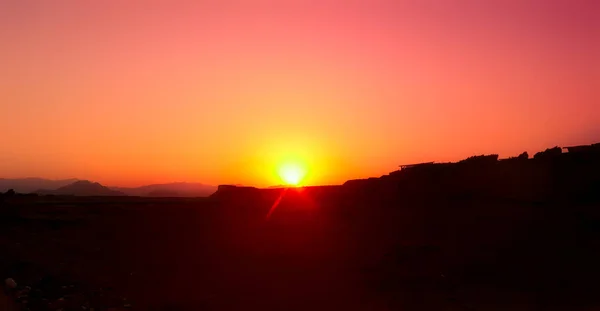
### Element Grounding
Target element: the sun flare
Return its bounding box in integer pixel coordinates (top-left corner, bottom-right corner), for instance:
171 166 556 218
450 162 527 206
278 162 306 186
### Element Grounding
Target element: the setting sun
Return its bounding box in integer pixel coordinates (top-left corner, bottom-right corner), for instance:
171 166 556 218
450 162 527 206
278 163 306 186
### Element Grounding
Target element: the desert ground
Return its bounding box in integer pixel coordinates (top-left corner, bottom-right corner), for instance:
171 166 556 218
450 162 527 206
1 183 600 311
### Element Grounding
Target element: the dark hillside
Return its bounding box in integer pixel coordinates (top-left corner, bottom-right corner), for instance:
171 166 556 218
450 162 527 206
1 143 599 310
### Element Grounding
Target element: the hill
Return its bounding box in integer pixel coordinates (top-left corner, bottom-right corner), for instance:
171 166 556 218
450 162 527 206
213 142 600 203
111 182 216 197
37 180 126 196
2 142 600 310
0 178 79 193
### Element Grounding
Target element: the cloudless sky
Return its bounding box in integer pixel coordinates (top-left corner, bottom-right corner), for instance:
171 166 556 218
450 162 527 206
1 0 599 187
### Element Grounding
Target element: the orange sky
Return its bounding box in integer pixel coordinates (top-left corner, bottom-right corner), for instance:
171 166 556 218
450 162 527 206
1 0 599 187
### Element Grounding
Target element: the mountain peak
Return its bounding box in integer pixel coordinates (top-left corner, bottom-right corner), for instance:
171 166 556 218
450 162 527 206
71 180 101 186
38 180 125 196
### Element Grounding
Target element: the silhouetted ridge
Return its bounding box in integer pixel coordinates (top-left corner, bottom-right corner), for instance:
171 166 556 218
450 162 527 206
458 154 499 164
218 142 600 203
534 146 562 160
37 180 126 196
0 178 79 193
111 182 216 197
210 185 262 199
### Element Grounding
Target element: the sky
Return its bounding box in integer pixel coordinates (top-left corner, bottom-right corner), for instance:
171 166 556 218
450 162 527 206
1 0 599 187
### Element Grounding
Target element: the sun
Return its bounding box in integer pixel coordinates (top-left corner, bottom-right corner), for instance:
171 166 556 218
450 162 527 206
278 162 306 186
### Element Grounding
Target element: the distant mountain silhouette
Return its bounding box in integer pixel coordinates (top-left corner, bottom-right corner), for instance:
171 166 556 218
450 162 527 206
111 182 216 197
37 180 125 196
0 178 79 193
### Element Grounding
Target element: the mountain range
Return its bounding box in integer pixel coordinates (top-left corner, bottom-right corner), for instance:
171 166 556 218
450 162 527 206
0 178 216 197
0 178 79 193
111 182 216 197
37 180 126 196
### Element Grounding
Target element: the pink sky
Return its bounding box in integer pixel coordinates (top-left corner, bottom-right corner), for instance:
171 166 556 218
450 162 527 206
1 0 599 187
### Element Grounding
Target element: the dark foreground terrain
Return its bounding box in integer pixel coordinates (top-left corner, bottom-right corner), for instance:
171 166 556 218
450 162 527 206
1 145 600 310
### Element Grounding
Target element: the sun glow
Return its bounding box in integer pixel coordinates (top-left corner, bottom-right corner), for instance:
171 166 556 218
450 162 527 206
278 162 306 186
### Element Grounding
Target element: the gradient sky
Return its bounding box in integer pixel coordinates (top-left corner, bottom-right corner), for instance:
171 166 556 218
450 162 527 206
1 0 599 187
